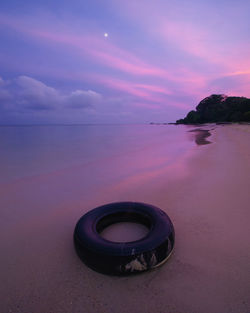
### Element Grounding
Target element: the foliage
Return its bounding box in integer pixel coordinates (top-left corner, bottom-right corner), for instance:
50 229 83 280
243 111 250 121
176 94 250 124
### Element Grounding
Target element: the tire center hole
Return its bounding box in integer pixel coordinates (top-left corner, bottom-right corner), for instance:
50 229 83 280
100 222 149 243
97 212 151 243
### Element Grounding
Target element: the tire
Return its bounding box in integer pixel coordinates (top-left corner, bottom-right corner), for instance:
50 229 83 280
74 202 175 276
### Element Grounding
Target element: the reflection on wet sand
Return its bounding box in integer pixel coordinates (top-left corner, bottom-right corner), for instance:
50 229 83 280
188 128 212 145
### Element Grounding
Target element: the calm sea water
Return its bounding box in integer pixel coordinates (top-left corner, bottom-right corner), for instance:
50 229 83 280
0 124 193 184
0 124 196 242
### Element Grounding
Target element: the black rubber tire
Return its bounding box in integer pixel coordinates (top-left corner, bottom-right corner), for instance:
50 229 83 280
74 202 175 276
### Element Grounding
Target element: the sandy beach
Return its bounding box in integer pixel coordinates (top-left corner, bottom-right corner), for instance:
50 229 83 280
1 124 250 313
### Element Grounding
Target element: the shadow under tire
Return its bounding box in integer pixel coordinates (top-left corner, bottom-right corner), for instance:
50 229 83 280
74 202 175 276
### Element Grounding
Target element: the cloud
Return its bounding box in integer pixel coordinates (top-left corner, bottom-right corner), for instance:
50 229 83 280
15 76 60 110
0 89 11 102
0 74 192 124
0 75 101 112
0 14 171 80
0 77 11 102
208 72 250 97
67 89 101 109
0 12 213 111
0 75 103 124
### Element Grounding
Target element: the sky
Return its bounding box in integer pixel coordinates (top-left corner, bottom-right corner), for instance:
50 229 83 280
0 0 250 124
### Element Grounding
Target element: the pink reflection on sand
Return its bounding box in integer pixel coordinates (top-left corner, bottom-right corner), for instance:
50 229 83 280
109 148 195 195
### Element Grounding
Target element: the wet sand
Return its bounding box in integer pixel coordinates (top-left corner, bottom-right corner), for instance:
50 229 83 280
188 128 212 145
1 125 250 313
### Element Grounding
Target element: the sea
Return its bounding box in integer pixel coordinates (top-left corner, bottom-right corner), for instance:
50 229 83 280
0 124 194 184
0 124 197 242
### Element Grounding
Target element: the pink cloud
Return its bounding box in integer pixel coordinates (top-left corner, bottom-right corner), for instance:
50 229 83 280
0 13 216 106
85 73 191 109
225 70 250 77
209 72 250 98
132 102 161 109
160 20 250 76
0 75 101 111
160 20 220 64
1 13 217 90
134 84 172 95
108 1 250 77
0 14 171 80
5 11 248 111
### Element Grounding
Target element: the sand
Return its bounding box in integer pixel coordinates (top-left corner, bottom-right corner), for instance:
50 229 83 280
188 128 212 145
1 124 250 313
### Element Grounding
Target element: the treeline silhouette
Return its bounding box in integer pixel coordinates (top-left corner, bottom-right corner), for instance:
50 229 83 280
176 94 250 124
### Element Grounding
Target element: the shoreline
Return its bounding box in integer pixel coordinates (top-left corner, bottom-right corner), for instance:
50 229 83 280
1 125 250 313
188 128 212 145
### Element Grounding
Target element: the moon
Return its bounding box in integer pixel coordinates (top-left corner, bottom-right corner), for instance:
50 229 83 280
104 33 108 38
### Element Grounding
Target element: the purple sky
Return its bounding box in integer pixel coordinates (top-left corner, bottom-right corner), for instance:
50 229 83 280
1 0 250 124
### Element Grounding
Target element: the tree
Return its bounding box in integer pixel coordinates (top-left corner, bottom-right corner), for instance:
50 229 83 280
176 95 250 124
243 111 250 122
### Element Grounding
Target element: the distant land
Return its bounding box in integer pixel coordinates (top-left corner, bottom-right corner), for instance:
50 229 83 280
176 94 250 124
